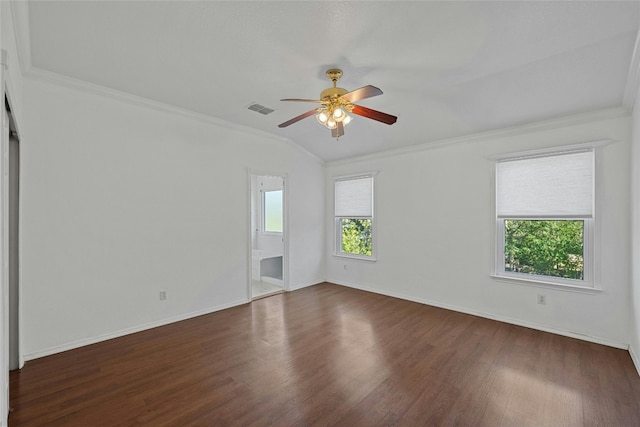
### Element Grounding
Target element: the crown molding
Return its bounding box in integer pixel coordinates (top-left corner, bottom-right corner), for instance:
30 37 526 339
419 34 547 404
326 107 630 167
25 66 324 165
19 66 633 170
623 28 640 110
10 0 32 74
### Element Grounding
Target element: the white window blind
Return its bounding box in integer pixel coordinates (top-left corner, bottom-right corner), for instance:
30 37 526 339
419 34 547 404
496 151 594 218
335 176 373 217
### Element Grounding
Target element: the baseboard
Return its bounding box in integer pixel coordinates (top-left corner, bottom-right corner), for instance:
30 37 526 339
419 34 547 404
328 279 629 350
23 298 250 361
630 345 640 377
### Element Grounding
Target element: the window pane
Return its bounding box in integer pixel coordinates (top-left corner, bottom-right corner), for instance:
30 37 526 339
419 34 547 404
264 190 283 233
504 219 584 280
341 218 372 256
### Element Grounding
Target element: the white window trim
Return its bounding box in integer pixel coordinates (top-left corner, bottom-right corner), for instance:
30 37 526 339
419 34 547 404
489 273 602 294
333 172 377 261
492 144 603 291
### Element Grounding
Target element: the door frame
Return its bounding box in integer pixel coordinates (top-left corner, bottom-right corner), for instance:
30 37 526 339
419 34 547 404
8 122 18 372
1 47 24 425
247 169 289 300
3 59 22 371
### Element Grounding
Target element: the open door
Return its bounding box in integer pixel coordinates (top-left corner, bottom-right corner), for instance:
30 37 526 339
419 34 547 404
249 173 287 299
0 99 8 424
8 121 18 371
2 56 22 423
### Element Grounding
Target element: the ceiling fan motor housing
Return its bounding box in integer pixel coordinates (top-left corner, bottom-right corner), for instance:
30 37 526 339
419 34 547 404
320 86 348 101
321 69 347 101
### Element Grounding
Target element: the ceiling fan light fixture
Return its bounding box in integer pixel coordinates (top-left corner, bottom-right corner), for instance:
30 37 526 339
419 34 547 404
317 111 328 124
317 104 351 129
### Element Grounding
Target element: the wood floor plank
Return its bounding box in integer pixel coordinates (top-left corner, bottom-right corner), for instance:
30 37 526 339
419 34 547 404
9 282 640 426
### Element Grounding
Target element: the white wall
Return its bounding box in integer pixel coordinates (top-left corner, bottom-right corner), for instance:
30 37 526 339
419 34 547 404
631 88 640 369
20 76 324 359
1 1 24 121
326 111 631 347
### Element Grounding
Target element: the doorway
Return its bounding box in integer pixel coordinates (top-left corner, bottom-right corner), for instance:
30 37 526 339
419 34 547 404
250 173 286 299
8 126 18 371
4 99 19 372
0 92 20 422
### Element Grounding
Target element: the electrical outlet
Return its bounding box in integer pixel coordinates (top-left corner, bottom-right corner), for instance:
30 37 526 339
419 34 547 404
159 291 167 301
537 294 546 305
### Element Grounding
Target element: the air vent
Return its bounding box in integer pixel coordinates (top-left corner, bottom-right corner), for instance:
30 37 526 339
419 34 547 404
248 103 275 115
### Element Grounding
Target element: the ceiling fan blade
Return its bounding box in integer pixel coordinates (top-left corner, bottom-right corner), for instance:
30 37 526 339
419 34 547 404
351 105 397 125
281 98 328 104
331 122 345 138
340 85 383 103
278 109 318 128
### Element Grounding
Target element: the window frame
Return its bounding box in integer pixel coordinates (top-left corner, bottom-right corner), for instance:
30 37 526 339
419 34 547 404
495 217 594 288
493 147 598 290
333 173 377 261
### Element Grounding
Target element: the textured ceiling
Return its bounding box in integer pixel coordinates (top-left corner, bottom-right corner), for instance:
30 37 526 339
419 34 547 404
25 1 640 161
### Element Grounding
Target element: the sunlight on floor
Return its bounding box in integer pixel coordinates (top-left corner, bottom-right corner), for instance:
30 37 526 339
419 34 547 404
494 366 582 426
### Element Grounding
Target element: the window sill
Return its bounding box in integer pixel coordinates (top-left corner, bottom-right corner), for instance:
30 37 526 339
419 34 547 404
490 273 602 294
333 253 377 262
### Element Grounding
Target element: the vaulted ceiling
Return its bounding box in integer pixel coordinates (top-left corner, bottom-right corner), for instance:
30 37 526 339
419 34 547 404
20 1 640 161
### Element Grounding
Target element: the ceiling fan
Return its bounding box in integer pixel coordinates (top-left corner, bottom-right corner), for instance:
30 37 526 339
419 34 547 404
278 69 397 139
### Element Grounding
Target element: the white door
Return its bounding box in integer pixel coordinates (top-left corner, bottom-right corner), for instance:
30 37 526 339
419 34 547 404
1 104 9 424
8 133 17 371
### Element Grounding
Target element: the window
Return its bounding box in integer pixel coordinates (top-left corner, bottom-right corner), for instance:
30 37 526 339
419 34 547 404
334 174 375 259
495 150 594 287
263 190 283 233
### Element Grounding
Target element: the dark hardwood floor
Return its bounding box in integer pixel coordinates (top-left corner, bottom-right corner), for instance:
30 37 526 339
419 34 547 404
9 282 640 426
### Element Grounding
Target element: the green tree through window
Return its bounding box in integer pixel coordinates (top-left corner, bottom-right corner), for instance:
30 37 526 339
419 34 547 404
504 219 584 280
341 218 372 256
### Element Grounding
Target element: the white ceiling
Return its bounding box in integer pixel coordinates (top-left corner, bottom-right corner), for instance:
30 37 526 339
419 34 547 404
23 1 640 162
